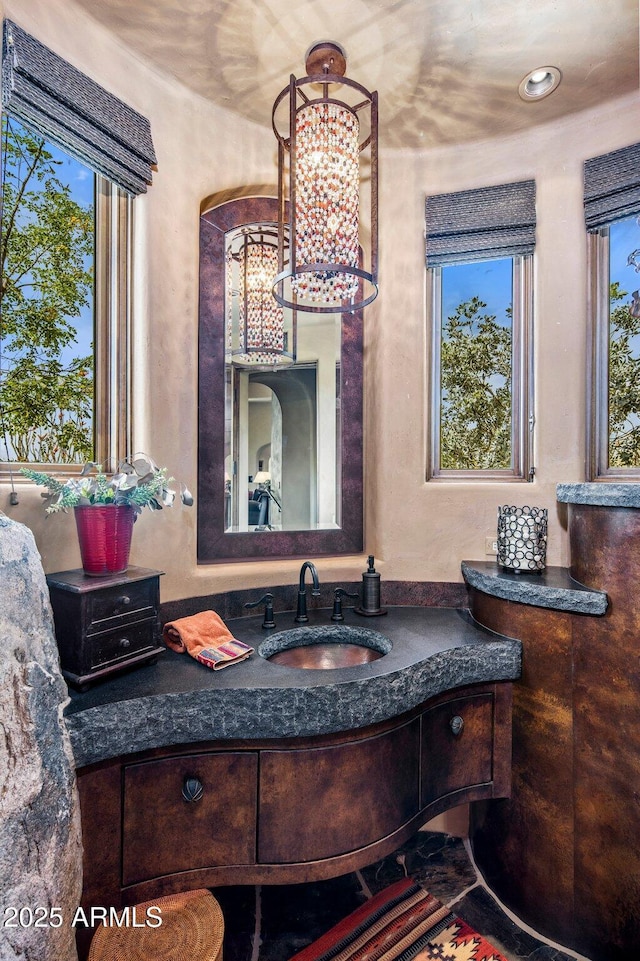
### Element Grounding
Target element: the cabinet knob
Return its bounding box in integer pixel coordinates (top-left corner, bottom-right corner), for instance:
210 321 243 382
118 594 132 606
119 637 131 648
449 715 464 736
182 776 204 803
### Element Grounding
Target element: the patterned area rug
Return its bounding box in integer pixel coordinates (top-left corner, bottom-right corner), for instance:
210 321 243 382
289 877 509 961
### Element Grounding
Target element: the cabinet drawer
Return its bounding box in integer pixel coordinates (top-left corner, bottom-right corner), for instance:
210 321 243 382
88 578 157 630
259 718 420 864
90 619 158 670
122 752 258 886
421 693 494 807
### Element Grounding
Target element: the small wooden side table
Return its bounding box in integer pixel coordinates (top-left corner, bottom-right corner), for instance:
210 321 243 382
46 567 164 690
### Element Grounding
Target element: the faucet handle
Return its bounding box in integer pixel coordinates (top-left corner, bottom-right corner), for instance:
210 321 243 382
244 592 275 629
331 588 360 622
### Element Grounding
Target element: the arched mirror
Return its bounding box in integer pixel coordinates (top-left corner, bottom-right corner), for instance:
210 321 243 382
198 195 363 561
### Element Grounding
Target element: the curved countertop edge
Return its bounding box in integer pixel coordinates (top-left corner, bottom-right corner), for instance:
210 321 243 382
556 482 640 508
64 609 522 767
461 561 608 615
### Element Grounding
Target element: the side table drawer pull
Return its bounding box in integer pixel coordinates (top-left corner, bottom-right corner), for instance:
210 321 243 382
119 637 131 649
450 715 464 736
182 776 204 803
118 595 132 607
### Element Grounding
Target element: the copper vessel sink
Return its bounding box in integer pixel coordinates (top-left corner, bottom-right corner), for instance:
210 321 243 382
258 625 391 670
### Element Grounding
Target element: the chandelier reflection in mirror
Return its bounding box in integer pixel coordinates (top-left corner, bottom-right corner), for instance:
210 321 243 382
272 41 378 313
226 225 296 369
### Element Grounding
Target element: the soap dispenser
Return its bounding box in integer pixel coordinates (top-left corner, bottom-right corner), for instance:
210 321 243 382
355 555 387 616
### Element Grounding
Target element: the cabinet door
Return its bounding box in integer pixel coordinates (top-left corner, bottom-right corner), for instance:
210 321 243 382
421 693 494 807
122 752 258 886
259 718 420 864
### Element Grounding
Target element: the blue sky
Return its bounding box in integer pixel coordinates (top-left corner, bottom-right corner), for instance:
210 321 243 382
442 257 512 330
442 215 640 337
43 139 95 361
610 215 640 296
610 216 640 365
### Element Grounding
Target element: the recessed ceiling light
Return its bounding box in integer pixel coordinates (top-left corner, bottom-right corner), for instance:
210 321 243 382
518 66 562 101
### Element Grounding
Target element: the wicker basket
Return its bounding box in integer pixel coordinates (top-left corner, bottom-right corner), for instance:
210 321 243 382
87 889 224 961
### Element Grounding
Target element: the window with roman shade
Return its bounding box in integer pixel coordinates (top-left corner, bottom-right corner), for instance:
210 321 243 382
425 180 536 267
584 142 640 479
425 180 535 480
1 20 155 477
584 142 640 231
2 19 156 195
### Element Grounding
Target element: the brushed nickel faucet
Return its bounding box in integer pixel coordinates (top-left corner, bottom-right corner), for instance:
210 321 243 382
295 561 321 623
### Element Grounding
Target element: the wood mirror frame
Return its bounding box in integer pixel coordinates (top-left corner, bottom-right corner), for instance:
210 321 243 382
197 195 363 562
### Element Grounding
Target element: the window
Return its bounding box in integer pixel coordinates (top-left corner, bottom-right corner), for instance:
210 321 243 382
425 181 535 480
0 19 155 476
585 142 640 478
0 122 130 475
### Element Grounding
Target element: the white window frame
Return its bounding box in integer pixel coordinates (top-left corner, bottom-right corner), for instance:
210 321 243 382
427 254 534 482
0 172 132 480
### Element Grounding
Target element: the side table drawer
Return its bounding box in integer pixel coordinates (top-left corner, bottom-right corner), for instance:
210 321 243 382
91 619 158 670
88 579 157 629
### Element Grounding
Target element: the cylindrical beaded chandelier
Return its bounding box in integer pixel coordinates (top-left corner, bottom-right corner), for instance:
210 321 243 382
226 226 296 369
272 41 378 313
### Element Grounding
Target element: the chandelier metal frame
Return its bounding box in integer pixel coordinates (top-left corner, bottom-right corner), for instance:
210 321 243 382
271 41 378 314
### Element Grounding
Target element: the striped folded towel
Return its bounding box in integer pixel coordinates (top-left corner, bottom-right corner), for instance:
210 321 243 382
162 610 253 670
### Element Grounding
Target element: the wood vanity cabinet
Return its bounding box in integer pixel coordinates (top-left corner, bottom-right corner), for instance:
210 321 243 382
259 717 421 864
76 682 511 913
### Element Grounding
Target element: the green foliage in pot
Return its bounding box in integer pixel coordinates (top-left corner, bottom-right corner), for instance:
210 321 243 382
21 453 194 514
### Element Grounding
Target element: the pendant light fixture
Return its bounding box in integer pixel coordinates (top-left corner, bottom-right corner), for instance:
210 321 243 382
272 41 378 313
226 225 296 369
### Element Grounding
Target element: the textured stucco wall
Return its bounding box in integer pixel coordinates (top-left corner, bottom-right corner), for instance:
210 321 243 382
2 0 639 599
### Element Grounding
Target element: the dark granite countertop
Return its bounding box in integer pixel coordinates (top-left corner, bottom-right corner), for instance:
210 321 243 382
461 560 608 615
556 482 640 507
64 606 522 768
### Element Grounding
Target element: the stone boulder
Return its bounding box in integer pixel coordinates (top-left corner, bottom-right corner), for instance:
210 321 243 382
0 515 81 961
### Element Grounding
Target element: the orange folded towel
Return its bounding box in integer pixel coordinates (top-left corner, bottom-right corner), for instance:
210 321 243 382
162 610 253 670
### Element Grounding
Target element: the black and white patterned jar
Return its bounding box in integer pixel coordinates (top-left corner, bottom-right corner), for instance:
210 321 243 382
497 505 548 573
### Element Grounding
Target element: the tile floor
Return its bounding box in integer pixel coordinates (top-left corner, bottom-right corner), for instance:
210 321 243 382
214 830 592 961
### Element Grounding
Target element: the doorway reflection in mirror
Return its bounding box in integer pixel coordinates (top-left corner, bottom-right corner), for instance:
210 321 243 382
223 222 341 534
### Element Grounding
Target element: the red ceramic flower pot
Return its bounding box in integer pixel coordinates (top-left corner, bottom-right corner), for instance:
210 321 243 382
74 505 136 576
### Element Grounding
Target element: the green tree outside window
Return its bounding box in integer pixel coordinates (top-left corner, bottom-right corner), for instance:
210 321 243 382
440 295 512 470
608 280 640 467
1 115 94 464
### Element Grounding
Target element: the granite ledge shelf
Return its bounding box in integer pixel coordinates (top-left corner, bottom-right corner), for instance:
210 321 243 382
557 482 640 508
63 606 521 768
461 560 608 616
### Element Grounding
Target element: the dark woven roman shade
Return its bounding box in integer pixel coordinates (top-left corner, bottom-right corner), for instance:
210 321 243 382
425 180 536 267
2 19 156 195
584 142 640 231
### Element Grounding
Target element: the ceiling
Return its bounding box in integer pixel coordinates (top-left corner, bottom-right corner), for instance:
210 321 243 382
70 0 638 149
